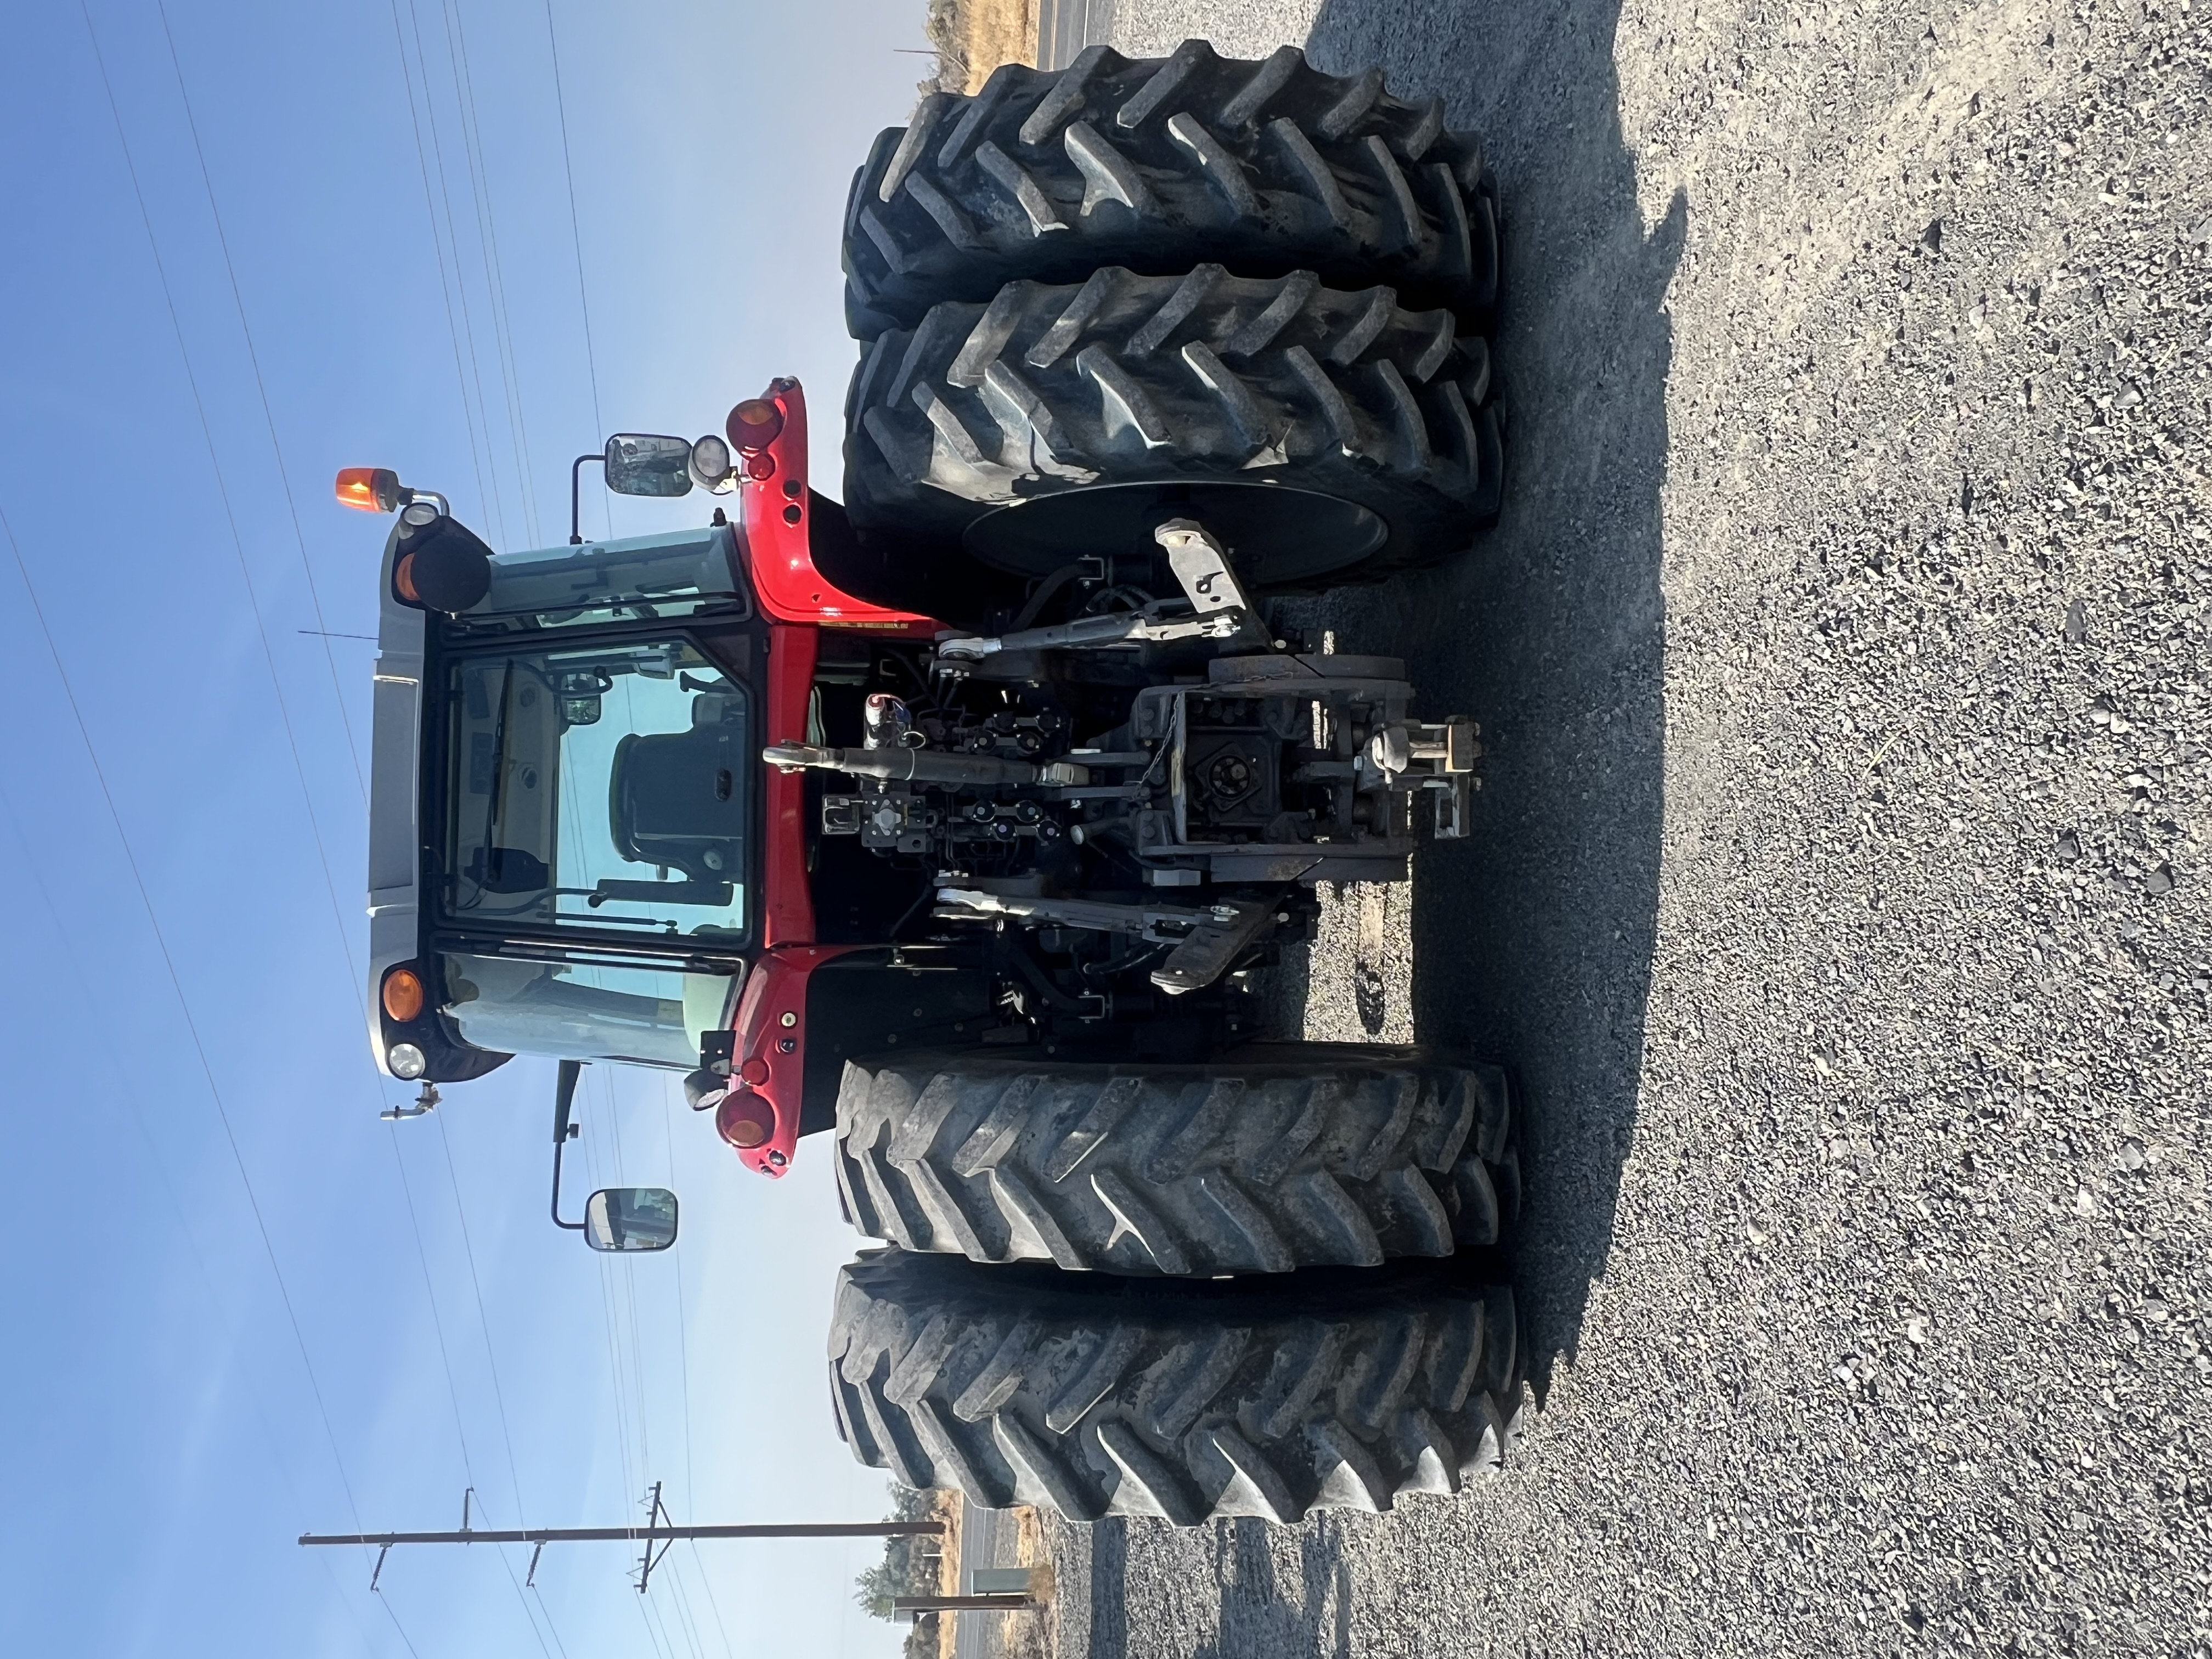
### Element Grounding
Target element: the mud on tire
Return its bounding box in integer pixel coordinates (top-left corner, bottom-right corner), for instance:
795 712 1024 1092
832 1048 1517 1276
843 41 1499 338
828 1249 1523 1525
842 266 1502 583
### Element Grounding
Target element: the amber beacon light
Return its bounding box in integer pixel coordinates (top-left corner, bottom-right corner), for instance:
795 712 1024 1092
335 466 404 513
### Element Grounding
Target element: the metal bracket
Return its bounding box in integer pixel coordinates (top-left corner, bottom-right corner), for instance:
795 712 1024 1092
635 1483 676 1594
1427 776 1469 839
1149 900 1277 995
698 1030 736 1077
380 1082 439 1121
1154 518 1253 616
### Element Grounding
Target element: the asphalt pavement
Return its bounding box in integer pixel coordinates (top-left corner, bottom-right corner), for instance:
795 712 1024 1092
1036 1 2212 1654
1034 0 1119 69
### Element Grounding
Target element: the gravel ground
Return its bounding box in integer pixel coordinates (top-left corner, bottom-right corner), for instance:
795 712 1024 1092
1036 1 2212 1653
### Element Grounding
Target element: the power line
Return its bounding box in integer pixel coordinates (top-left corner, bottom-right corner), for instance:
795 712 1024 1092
577 1078 693 1659
67 20 540 1652
431 1119 567 1542
578 1104 646 1506
391 1128 566 1659
540 0 608 537
303 1513 946 1543
402 0 512 546
146 0 369 808
64 0 374 1543
602 1068 657 1486
389 1132 481 1483
0 778 395 1659
2 486 416 1656
440 0 543 545
386 0 497 529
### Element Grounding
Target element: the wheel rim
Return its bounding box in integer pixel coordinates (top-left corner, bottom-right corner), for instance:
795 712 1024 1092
962 482 1388 587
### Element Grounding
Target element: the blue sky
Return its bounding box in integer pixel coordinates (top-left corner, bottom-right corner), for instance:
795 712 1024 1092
0 2 935 1654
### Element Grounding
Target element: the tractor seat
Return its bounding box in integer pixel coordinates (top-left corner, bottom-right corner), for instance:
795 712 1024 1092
608 700 747 884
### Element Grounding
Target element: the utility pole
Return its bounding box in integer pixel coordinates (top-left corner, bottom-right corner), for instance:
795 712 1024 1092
894 1594 1038 1614
303 1483 945 1594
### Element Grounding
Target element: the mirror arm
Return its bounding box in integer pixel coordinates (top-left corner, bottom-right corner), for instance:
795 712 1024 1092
569 454 603 546
550 1059 586 1230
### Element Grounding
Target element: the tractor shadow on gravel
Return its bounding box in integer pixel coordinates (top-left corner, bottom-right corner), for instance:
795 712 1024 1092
1295 0 1682 1416
1074 1 1680 1644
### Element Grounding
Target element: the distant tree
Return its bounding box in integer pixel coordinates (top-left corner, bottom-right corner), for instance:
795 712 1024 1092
854 1555 901 1621
854 1482 943 1621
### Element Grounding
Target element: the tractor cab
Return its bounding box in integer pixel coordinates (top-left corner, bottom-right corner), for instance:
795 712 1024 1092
360 490 763 1082
346 387 989 1235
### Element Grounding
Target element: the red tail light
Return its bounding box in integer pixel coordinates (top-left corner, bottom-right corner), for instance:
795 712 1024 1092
716 1091 774 1150
726 398 784 453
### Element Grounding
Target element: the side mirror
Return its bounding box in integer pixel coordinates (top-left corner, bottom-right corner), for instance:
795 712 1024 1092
585 1187 678 1252
604 433 693 498
551 1064 680 1252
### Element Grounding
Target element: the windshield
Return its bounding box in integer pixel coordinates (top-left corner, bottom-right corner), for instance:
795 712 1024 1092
440 636 750 943
441 524 744 632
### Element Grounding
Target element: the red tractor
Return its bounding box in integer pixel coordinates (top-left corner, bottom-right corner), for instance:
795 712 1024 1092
343 43 1523 1527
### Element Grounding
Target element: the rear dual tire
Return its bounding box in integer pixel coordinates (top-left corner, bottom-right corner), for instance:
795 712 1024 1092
829 1248 1522 1526
842 265 1501 589
838 40 1504 592
832 1048 1519 1278
844 41 1500 340
823 1050 1527 1525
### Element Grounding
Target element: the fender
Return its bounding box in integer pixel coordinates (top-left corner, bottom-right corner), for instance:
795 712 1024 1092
734 379 934 634
716 943 862 1179
725 379 945 1177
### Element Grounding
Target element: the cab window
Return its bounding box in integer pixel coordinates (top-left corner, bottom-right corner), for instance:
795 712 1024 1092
439 637 749 944
439 953 738 1069
444 525 746 632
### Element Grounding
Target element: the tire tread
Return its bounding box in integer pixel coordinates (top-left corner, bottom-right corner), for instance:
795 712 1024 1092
842 41 1500 336
833 1049 1515 1276
826 1249 1525 1525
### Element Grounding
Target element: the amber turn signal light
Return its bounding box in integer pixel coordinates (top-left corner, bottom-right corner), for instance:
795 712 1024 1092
336 467 404 513
726 398 783 453
381 966 426 1023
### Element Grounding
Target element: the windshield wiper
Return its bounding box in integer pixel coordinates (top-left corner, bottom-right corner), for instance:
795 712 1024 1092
458 662 520 912
551 910 685 932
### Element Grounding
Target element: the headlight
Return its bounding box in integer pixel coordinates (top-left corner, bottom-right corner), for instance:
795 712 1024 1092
689 433 734 494
387 1042 428 1080
682 1067 730 1111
